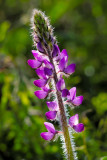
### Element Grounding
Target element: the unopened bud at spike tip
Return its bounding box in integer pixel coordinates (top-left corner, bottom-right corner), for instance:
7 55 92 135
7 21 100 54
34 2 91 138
31 9 56 54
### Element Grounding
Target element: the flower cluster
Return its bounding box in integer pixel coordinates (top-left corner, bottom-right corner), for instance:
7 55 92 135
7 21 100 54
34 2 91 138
28 43 84 141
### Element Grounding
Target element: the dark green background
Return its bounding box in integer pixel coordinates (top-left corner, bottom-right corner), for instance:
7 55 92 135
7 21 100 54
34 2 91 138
0 0 107 159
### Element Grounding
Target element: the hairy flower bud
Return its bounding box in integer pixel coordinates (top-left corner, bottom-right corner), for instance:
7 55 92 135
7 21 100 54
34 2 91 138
31 9 56 53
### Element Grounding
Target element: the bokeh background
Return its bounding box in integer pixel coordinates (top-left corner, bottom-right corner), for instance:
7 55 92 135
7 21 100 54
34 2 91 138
0 0 107 160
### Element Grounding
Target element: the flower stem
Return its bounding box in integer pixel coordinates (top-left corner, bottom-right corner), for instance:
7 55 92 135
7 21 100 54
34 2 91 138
46 47 75 160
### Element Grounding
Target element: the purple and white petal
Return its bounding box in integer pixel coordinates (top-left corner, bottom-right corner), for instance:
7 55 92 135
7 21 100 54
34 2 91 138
64 63 76 74
52 44 60 57
46 101 58 111
73 123 84 132
56 78 65 91
58 57 67 71
34 90 48 99
37 42 44 53
44 122 56 134
33 79 47 88
72 96 83 106
27 59 41 69
45 111 57 120
61 49 68 60
69 114 79 127
44 67 53 76
32 50 45 62
40 132 54 141
62 89 70 97
42 85 51 92
67 87 76 101
43 60 54 69
32 50 38 58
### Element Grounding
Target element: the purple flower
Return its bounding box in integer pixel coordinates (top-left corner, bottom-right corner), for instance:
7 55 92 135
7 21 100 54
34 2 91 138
58 50 76 75
43 60 54 70
34 61 53 89
46 101 58 111
34 90 48 99
44 67 53 76
27 59 41 69
61 49 68 59
36 67 47 79
67 87 83 106
62 89 70 97
32 50 46 62
40 122 57 141
56 79 70 98
59 57 68 71
56 78 65 91
42 85 51 92
33 79 48 88
54 49 68 62
34 83 52 99
52 44 60 57
45 111 57 120
37 42 44 53
63 64 76 75
28 50 47 69
45 101 59 120
69 114 84 132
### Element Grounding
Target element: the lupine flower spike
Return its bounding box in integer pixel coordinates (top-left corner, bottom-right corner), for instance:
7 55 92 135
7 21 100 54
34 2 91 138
28 9 84 160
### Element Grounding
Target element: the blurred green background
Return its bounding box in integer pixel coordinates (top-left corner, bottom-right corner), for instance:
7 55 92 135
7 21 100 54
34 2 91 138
0 0 107 159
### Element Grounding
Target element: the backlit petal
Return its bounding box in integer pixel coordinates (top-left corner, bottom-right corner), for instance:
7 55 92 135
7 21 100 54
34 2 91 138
69 114 79 127
44 122 56 134
72 96 83 106
34 90 48 99
64 63 76 74
73 123 84 132
62 89 70 97
67 87 76 101
44 67 53 76
27 59 41 68
43 60 54 69
59 57 67 71
33 79 47 87
45 111 57 120
61 49 68 60
36 68 47 79
52 44 60 57
32 50 45 62
42 85 51 92
46 101 58 111
40 132 54 141
56 78 65 91
37 42 44 53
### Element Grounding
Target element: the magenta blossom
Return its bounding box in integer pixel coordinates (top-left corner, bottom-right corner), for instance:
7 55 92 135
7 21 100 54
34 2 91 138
67 87 83 106
58 49 76 75
69 114 84 132
27 50 46 69
40 122 58 140
56 78 65 92
45 101 59 120
56 78 70 97
34 85 51 99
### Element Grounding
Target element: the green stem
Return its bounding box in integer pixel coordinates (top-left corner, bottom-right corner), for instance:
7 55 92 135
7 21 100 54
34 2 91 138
47 48 75 160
